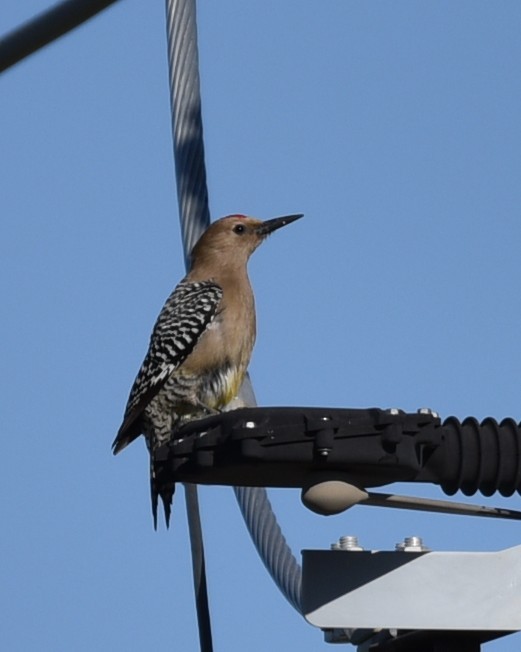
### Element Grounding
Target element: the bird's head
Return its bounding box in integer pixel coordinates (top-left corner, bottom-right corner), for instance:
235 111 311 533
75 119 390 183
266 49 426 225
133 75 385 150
190 213 303 270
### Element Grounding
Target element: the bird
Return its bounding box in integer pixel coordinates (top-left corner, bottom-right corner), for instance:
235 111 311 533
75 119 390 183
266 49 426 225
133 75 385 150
112 213 303 528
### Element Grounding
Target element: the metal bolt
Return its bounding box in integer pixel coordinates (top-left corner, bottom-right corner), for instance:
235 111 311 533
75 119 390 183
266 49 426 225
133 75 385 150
395 536 429 552
331 535 364 551
245 421 256 428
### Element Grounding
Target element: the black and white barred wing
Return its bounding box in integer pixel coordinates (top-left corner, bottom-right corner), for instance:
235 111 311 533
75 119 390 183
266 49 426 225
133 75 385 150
112 281 223 453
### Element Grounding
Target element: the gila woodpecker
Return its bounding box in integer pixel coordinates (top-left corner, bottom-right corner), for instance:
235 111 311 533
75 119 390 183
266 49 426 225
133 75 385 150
112 213 303 528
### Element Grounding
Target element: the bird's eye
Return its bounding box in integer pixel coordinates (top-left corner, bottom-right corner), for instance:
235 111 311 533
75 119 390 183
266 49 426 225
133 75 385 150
233 224 246 235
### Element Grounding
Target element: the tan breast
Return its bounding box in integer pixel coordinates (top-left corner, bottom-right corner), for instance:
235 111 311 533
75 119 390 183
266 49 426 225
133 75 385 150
182 269 256 382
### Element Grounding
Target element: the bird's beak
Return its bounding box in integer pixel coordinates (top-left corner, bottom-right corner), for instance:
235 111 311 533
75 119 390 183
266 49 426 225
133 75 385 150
256 213 303 236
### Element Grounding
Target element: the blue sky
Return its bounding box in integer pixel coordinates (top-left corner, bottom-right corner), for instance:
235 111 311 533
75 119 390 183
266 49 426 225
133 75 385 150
2 1 521 650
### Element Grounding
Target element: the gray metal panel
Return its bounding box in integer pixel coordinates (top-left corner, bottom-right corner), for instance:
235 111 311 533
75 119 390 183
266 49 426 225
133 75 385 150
302 546 521 631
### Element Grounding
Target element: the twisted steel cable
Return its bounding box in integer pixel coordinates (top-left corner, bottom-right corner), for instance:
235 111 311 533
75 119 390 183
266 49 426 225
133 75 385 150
233 486 302 612
165 0 210 262
164 0 302 619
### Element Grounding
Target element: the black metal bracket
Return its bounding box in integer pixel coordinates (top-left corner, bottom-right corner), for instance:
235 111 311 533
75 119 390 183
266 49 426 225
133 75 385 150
357 628 508 652
154 406 521 499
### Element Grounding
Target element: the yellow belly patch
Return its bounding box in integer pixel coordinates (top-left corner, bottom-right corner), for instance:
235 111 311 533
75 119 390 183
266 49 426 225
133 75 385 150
211 366 244 409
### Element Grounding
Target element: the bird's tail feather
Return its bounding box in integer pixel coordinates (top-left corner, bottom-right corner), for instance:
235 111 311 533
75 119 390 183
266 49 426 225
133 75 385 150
150 458 175 529
160 485 175 528
151 477 159 531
